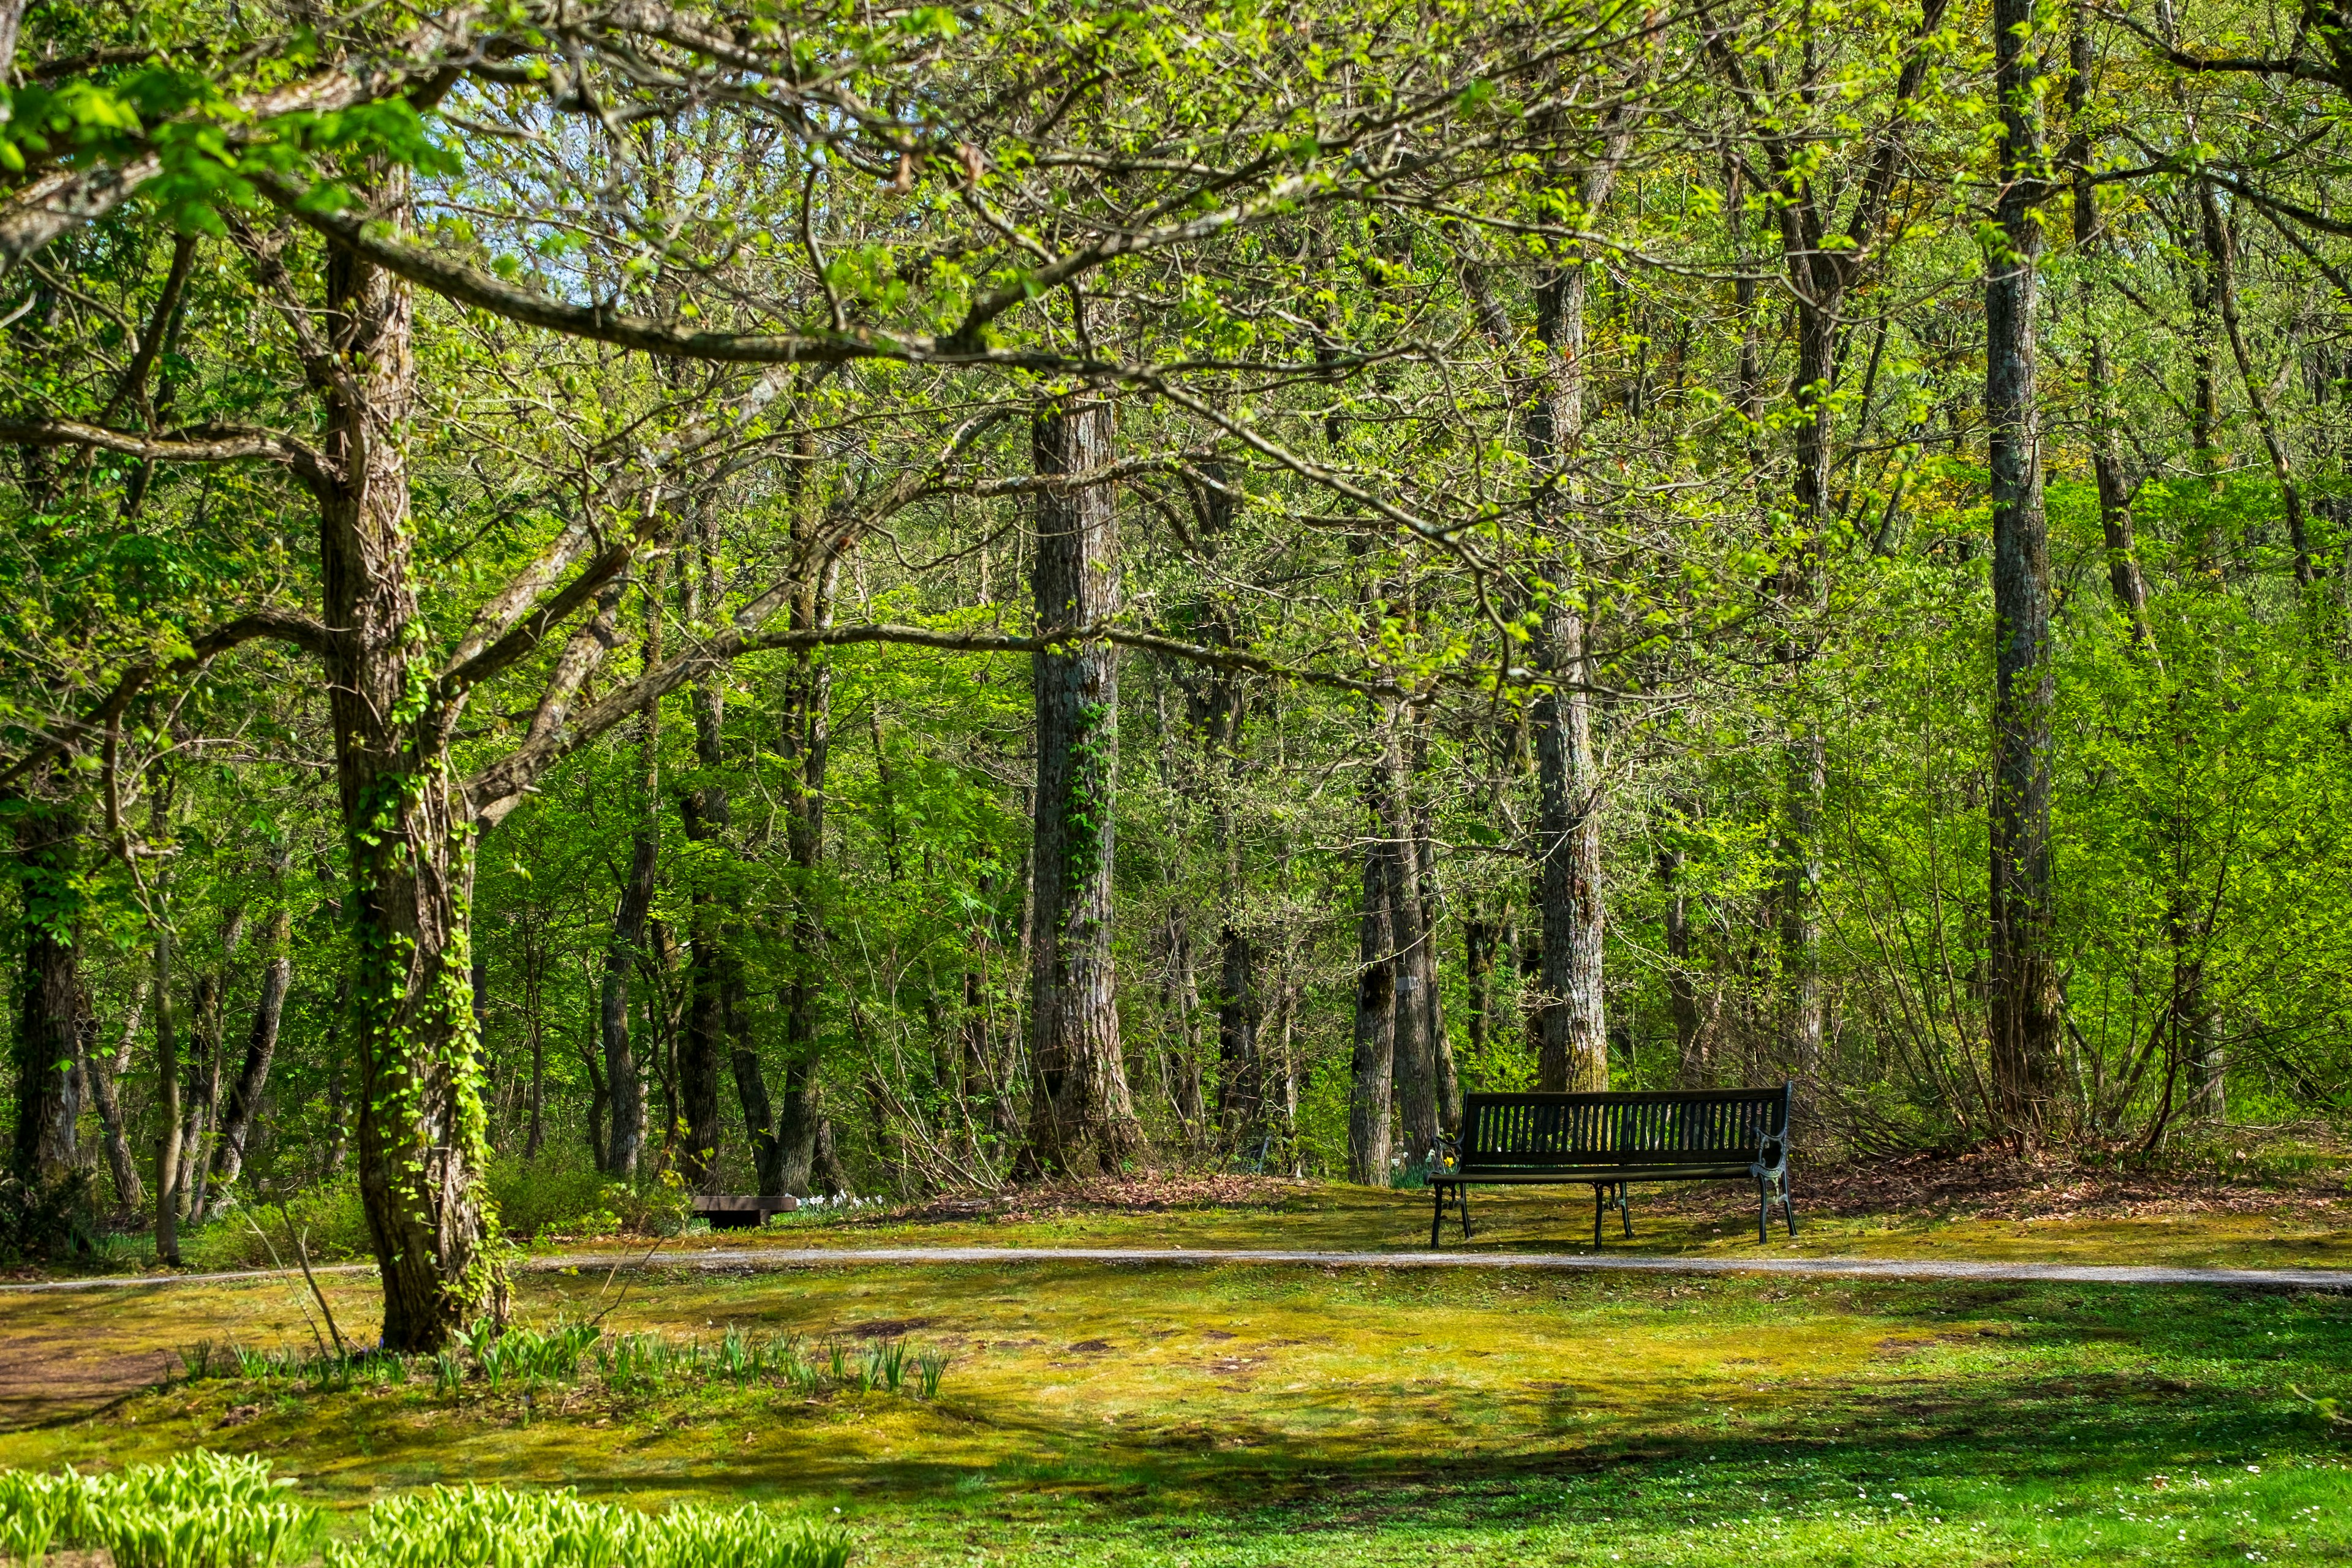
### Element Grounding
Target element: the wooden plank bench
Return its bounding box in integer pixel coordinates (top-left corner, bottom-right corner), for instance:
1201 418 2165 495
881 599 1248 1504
1428 1084 1796 1249
690 1194 800 1231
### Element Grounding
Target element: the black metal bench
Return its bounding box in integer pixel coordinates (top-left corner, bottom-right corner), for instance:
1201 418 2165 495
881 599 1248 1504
690 1194 800 1230
1429 1084 1796 1248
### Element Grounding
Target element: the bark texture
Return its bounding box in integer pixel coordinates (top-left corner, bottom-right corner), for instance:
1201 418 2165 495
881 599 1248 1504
1022 391 1142 1175
321 170 497 1351
1347 809 1396 1185
208 905 293 1208
1986 0 2060 1139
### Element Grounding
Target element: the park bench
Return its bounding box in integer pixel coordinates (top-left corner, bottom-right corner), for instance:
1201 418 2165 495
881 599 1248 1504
1428 1084 1796 1249
690 1194 800 1230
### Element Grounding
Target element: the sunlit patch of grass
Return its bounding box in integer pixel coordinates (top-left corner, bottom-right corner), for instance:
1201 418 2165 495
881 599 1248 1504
2 1256 2347 1565
535 1177 2352 1273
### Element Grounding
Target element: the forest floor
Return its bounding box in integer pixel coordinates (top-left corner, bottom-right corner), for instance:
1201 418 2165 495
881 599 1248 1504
533 1135 2352 1272
2 1148 2350 1566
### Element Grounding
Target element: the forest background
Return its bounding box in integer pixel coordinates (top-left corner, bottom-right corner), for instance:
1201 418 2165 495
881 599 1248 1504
1 0 2349 1349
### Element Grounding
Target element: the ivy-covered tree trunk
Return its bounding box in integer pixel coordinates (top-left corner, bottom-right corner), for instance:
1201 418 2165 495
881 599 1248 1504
1022 392 1142 1176
321 172 497 1353
1986 0 2059 1141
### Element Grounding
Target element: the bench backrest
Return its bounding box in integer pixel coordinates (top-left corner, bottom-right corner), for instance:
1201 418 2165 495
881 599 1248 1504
1458 1085 1792 1170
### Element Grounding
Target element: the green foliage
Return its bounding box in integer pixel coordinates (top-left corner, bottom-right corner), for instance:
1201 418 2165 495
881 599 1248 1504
178 1180 371 1272
330 1486 850 1568
0 1451 320 1568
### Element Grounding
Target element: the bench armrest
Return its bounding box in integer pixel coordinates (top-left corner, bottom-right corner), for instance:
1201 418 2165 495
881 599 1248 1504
1754 1131 1789 1172
1434 1130 1463 1174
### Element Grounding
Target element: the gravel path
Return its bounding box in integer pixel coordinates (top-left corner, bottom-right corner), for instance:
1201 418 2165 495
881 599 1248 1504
4 1245 2346 1292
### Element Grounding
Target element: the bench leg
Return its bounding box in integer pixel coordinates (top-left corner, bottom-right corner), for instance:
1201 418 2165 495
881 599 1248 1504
1458 1183 1472 1240
1431 1184 1444 1250
1757 1175 1769 1245
1783 1181 1798 1238
1593 1184 1605 1250
1619 1182 1633 1238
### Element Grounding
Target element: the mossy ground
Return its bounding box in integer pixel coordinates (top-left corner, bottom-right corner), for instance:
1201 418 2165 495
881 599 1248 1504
620 1177 2352 1272
4 1179 2349 1566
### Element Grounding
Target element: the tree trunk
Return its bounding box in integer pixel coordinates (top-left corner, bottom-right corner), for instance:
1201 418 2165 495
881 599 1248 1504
1660 837 1706 1086
1412 802 1459 1136
1022 390 1142 1176
1531 606 1607 1093
180 956 225 1218
1523 238 1611 1097
2064 20 2153 649
322 168 497 1351
9 788 83 1186
151 925 181 1264
207 905 292 1210
1348 790 1396 1185
600 581 663 1180
83 1000 141 1210
1986 0 2060 1142
1161 906 1206 1139
677 522 728 1191
1383 725 1439 1159
1464 913 1498 1070
2198 179 2315 590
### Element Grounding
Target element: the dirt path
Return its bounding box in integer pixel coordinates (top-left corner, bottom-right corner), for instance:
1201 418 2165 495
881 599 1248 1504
5 1245 2348 1294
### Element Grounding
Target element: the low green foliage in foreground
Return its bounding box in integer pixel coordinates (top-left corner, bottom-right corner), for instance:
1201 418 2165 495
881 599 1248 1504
3 1259 2348 1566
0 1452 850 1568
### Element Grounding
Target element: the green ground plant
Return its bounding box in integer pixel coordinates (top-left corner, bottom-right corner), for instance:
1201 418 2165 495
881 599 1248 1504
331 1485 850 1568
7 1253 2346 1567
0 1450 321 1568
176 1321 949 1411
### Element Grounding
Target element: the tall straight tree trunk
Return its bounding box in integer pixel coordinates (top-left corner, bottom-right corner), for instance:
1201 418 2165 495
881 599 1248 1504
1159 907 1207 1139
1348 790 1396 1185
208 905 292 1209
1474 141 1627 1098
676 518 728 1191
83 1001 142 1210
2198 180 2315 590
600 578 663 1180
9 785 83 1185
1464 911 1499 1069
1382 724 1439 1159
1022 388 1142 1175
1185 472 1260 1154
1416 807 1461 1136
1986 0 2060 1142
767 480 840 1197
2064 15 2153 649
1660 833 1706 1085
151 925 181 1263
180 944 229 1218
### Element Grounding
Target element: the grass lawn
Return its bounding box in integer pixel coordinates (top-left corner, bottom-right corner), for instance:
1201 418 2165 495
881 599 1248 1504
3 1177 2349 1566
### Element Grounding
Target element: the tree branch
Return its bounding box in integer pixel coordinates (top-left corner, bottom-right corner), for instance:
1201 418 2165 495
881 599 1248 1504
0 416 328 490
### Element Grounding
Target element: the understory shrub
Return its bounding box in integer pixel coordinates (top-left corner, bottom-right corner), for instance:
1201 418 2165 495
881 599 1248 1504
486 1157 693 1240
176 1180 371 1272
0 1457 851 1568
0 1171 93 1264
